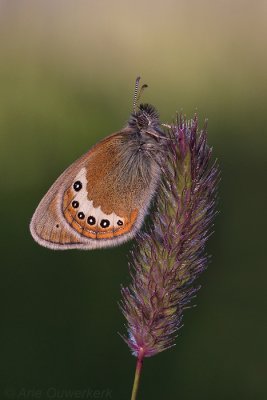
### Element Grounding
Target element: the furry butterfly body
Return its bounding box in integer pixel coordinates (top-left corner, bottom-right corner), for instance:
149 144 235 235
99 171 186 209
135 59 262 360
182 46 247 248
30 101 166 250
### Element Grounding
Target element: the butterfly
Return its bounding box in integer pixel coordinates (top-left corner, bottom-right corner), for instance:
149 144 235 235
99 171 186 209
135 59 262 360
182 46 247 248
30 77 167 250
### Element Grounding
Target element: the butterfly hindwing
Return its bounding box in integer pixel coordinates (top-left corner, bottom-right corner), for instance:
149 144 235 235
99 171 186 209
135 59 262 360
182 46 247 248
30 131 159 250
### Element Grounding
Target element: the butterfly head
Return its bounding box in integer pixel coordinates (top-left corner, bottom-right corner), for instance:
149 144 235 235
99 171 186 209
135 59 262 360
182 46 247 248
128 77 165 139
128 103 161 132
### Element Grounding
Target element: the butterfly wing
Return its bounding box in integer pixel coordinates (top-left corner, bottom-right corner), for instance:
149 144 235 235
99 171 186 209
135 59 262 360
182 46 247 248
30 130 160 250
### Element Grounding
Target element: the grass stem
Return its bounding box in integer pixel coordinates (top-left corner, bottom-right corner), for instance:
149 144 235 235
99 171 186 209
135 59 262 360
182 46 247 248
130 348 144 400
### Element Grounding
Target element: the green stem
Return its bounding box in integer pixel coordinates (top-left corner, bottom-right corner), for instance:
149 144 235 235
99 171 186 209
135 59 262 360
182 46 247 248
130 348 145 400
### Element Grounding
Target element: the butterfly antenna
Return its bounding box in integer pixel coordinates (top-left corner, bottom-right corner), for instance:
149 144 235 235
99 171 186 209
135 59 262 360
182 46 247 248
133 76 141 114
137 84 148 104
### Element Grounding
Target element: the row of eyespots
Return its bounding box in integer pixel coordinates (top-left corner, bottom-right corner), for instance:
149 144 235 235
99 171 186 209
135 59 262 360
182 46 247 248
76 211 123 228
71 190 123 228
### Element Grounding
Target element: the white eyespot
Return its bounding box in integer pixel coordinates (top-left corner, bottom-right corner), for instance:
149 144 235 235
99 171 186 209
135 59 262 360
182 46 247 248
87 216 96 225
100 219 110 228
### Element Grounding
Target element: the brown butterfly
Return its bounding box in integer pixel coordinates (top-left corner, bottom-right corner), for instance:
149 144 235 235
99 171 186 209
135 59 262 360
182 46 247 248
30 77 166 250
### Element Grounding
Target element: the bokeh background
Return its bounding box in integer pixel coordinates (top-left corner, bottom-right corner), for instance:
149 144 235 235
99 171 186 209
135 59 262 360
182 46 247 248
1 1 266 399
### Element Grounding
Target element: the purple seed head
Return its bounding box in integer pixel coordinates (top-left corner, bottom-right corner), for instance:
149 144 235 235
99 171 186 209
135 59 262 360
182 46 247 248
120 114 220 358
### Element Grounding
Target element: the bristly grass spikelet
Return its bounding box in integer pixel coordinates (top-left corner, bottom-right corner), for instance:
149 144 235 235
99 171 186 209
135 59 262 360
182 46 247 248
120 114 220 400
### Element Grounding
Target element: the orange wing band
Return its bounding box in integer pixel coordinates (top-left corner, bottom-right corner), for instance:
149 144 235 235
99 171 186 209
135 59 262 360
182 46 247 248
63 190 138 240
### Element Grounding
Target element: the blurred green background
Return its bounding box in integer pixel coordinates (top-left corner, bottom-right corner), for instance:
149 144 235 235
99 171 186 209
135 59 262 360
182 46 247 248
0 1 266 399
